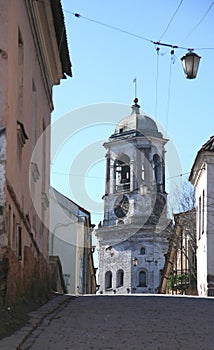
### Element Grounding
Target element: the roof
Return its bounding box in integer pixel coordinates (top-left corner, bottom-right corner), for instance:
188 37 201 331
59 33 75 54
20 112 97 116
110 98 163 139
50 187 93 227
189 135 214 181
50 0 72 77
174 208 196 224
201 135 214 151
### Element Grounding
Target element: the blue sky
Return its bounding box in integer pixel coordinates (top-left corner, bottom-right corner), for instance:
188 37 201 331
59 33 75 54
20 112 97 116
51 0 214 227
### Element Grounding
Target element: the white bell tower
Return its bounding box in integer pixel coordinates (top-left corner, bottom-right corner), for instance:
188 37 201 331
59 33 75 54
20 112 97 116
96 99 170 294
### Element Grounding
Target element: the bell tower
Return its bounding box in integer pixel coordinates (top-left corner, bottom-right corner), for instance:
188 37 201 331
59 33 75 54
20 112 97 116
96 99 170 294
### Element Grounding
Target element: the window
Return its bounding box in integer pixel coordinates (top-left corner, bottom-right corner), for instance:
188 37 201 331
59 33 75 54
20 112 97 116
198 196 201 240
141 163 145 181
18 226 22 260
116 269 124 287
138 271 147 287
8 206 11 247
140 246 146 255
12 214 16 251
31 80 37 151
105 271 112 290
202 190 205 234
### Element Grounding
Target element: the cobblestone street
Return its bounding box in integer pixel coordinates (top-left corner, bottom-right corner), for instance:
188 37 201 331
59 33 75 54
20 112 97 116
1 294 214 350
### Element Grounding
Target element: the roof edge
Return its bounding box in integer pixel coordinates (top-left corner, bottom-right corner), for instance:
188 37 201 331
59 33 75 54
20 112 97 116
50 0 72 77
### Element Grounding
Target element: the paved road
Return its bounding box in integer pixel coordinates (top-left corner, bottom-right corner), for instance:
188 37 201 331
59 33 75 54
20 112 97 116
17 295 214 350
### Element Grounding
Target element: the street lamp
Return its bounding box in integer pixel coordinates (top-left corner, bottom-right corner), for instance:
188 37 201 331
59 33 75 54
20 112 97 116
133 257 138 266
181 50 201 79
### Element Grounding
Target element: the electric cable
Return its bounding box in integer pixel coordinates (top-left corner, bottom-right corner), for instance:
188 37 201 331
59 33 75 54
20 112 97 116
155 47 160 120
52 168 203 181
159 0 184 41
52 171 104 179
165 50 175 131
66 11 214 51
181 2 214 43
65 11 153 43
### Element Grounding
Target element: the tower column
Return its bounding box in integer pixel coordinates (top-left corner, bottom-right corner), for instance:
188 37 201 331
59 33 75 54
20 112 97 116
105 152 110 195
130 160 135 192
109 158 115 194
136 149 142 189
144 149 151 188
162 154 166 192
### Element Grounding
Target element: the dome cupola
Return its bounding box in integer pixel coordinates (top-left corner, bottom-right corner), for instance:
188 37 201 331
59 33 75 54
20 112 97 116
111 98 163 139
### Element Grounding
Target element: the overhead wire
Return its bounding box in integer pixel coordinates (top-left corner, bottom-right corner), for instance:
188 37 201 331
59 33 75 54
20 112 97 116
60 8 214 167
65 11 214 51
157 0 183 129
180 2 214 43
64 11 153 43
165 50 175 132
167 166 205 180
159 0 184 41
154 47 160 120
52 170 104 180
52 169 198 181
159 1 213 132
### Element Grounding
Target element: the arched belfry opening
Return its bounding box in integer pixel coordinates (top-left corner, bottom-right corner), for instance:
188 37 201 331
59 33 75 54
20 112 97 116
115 154 130 192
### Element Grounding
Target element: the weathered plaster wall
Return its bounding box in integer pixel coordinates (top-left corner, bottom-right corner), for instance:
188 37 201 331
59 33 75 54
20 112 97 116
0 130 6 246
0 0 62 304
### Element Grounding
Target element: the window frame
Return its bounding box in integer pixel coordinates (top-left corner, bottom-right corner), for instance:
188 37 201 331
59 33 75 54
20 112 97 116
105 271 112 290
116 269 124 288
138 270 147 287
140 246 146 255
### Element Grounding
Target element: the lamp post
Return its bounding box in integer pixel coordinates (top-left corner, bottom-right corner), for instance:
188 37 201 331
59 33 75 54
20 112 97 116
133 257 138 266
181 49 201 79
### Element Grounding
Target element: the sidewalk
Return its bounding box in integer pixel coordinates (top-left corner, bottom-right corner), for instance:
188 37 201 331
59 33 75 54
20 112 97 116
0 294 74 350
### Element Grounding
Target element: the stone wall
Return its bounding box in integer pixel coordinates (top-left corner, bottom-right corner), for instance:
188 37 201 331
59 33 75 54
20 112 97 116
49 255 67 294
0 246 51 305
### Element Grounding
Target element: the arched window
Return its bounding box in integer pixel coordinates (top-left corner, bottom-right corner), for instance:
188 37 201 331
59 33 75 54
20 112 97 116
115 155 130 191
140 246 146 255
141 163 145 181
139 270 147 287
116 269 124 287
105 271 112 290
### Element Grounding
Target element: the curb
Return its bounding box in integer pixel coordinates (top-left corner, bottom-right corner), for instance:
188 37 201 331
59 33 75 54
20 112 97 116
0 294 74 350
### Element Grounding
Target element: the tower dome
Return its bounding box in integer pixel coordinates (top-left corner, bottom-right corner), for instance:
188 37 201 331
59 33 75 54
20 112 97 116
111 98 163 139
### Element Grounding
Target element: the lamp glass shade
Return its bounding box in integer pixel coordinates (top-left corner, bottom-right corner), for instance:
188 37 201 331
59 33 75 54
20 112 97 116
181 52 201 79
133 258 138 266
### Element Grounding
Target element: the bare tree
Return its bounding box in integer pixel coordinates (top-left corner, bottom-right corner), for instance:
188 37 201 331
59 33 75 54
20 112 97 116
159 180 197 295
168 179 195 215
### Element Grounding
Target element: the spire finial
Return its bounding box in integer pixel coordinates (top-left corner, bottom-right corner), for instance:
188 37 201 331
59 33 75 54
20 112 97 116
133 77 137 98
131 97 140 114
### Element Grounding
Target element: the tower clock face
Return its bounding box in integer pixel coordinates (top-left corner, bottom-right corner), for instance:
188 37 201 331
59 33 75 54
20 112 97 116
114 194 129 218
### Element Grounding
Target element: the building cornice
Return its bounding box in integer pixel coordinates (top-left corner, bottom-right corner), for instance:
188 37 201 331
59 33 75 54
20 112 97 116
24 0 71 110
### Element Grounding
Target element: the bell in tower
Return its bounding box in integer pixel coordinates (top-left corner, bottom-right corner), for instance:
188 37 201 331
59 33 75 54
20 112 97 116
95 99 171 295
